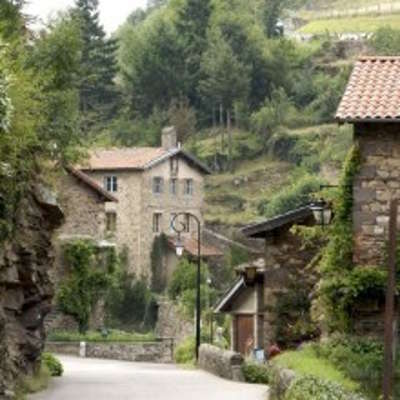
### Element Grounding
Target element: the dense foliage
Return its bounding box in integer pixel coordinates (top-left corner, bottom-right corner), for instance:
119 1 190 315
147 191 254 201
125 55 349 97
41 353 64 377
57 240 119 332
312 335 400 398
47 329 155 343
283 376 364 400
105 269 158 332
168 258 217 318
150 234 169 293
241 361 270 385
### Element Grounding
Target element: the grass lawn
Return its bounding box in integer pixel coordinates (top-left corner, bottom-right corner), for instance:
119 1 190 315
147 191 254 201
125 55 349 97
272 346 360 392
299 14 400 34
47 329 156 343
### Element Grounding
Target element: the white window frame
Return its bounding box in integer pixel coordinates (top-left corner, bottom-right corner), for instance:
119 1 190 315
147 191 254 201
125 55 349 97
104 176 118 193
153 213 162 233
184 179 194 196
106 212 117 233
153 177 164 195
170 178 177 196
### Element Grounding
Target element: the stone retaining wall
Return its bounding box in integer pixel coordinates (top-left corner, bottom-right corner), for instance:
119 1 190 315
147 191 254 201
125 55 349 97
198 344 244 382
45 340 174 363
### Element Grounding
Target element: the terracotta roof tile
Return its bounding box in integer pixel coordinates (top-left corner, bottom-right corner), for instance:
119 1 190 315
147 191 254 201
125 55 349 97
80 147 170 171
167 236 223 258
66 167 118 202
336 57 400 122
79 147 211 174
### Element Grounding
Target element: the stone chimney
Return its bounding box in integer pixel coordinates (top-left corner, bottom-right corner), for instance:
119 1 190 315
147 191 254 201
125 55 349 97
161 126 177 150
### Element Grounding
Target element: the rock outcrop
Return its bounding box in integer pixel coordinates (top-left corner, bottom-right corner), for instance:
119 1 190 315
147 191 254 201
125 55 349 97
0 185 63 395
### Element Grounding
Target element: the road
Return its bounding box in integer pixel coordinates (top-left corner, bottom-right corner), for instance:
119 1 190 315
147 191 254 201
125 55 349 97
30 356 269 400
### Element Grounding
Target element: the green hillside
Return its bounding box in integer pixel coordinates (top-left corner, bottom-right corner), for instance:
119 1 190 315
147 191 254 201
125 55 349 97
299 14 400 34
194 124 353 226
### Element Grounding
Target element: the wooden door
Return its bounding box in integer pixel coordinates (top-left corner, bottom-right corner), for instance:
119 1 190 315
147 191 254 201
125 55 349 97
236 315 254 356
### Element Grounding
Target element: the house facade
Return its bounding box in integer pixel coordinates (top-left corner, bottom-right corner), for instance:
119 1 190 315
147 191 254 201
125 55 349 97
215 207 319 355
336 57 400 266
78 127 211 279
48 166 118 331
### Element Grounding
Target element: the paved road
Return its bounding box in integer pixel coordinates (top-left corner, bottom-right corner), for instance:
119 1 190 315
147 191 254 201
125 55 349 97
30 356 269 400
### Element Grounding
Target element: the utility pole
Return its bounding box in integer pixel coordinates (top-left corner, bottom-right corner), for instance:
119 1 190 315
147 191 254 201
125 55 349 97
383 198 398 400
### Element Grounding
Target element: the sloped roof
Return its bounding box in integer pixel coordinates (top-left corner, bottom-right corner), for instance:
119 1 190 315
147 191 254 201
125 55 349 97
242 206 314 239
336 57 400 123
79 147 211 174
167 236 223 257
66 167 118 203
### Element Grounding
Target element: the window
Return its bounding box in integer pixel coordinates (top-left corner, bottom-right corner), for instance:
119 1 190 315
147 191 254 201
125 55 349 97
106 212 117 233
153 213 162 233
170 213 177 232
170 157 179 175
104 176 118 193
184 213 190 233
184 179 194 196
170 179 177 195
153 177 164 194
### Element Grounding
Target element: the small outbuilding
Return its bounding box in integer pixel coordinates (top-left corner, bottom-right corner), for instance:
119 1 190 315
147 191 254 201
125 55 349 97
214 206 320 355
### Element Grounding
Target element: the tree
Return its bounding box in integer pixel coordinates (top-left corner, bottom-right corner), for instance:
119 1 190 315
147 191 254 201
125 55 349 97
168 97 197 143
29 14 83 163
72 0 119 135
199 29 250 169
262 0 286 38
251 87 293 149
176 0 213 105
119 14 184 117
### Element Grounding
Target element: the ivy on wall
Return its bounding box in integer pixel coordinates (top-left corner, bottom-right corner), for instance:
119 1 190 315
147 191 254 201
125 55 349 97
150 233 169 293
57 240 119 333
314 145 397 332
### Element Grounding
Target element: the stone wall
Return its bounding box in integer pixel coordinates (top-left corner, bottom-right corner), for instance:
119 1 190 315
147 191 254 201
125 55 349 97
263 228 320 348
353 123 400 266
0 185 63 395
45 340 174 363
87 155 205 281
155 299 193 345
198 344 244 381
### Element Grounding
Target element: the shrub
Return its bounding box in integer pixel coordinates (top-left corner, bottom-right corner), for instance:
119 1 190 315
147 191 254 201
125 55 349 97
174 336 195 364
167 258 217 317
57 240 119 333
258 174 323 218
311 335 397 398
284 375 365 400
41 353 63 377
241 361 270 384
105 270 158 332
47 329 155 343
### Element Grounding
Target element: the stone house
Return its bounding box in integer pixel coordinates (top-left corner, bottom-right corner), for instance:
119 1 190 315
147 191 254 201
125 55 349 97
336 56 400 266
335 56 400 333
74 127 212 280
214 207 319 355
47 167 118 330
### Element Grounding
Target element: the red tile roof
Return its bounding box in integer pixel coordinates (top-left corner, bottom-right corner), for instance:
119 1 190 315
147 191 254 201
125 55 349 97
66 167 118 202
79 147 211 174
80 148 169 171
167 236 223 258
336 57 400 122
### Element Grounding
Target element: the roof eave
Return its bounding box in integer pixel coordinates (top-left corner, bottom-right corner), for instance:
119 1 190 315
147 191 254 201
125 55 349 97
336 117 400 124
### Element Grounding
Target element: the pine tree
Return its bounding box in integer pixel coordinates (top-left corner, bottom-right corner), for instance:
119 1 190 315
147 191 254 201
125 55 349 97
199 29 250 170
176 0 213 106
73 0 119 134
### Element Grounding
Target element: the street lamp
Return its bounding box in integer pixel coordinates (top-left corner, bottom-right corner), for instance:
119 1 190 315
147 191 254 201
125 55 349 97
171 212 202 362
310 198 333 227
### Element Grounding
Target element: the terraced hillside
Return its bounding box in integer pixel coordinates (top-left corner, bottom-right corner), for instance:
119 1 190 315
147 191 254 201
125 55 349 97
190 124 353 227
294 1 400 34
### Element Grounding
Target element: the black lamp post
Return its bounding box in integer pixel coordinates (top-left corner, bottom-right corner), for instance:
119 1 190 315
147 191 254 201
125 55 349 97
171 212 202 361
